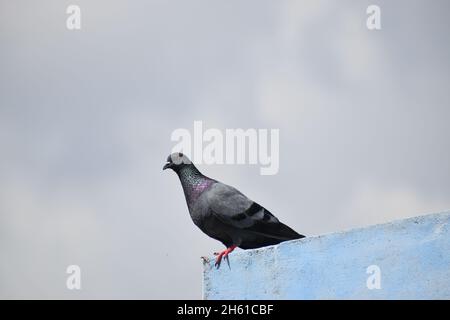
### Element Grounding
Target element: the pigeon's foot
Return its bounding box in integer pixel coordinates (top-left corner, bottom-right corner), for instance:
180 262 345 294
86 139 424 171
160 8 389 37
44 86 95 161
214 245 237 269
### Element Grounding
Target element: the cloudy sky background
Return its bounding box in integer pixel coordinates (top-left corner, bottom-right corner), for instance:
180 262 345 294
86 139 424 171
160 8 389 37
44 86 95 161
1 0 449 299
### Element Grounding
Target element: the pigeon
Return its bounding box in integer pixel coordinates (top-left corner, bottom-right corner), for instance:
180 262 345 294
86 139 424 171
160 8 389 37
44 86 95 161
163 152 305 268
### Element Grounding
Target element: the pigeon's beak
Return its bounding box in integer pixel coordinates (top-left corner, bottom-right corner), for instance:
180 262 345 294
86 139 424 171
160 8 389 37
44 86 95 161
163 162 173 170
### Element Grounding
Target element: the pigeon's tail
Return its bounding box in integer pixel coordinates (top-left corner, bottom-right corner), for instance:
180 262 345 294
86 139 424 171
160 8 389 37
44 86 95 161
260 220 305 243
239 220 305 249
275 221 305 240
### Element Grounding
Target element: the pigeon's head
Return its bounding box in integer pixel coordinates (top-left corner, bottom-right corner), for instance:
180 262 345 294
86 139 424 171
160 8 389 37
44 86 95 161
163 152 193 172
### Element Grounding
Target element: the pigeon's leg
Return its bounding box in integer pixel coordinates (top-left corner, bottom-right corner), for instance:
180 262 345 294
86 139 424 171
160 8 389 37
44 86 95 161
214 245 237 269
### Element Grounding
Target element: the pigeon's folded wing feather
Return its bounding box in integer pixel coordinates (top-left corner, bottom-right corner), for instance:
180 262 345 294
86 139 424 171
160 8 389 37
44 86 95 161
206 183 260 228
206 183 302 240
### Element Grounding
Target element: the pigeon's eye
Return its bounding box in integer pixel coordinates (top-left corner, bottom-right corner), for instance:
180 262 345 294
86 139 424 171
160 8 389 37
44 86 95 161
179 152 184 158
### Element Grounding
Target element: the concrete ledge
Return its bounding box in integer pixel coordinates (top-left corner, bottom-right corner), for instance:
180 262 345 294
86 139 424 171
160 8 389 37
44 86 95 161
202 211 450 299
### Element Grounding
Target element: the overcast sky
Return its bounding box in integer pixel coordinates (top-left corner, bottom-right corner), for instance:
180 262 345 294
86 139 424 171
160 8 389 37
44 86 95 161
1 0 449 299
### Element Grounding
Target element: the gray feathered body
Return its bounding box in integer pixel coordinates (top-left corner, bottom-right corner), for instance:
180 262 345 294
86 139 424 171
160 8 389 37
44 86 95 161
176 164 304 249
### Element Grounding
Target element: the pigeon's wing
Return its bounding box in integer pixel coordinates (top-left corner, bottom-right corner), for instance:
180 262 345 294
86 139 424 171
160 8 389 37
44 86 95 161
205 183 302 240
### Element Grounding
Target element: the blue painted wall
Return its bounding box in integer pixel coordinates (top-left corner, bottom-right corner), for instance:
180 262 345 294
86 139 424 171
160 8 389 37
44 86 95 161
202 211 450 299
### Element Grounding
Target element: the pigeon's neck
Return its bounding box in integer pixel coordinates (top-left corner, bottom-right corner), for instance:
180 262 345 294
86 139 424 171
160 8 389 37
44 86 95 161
176 165 214 207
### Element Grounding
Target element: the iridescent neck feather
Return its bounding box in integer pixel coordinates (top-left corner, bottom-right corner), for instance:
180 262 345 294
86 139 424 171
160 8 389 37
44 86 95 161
176 164 214 207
